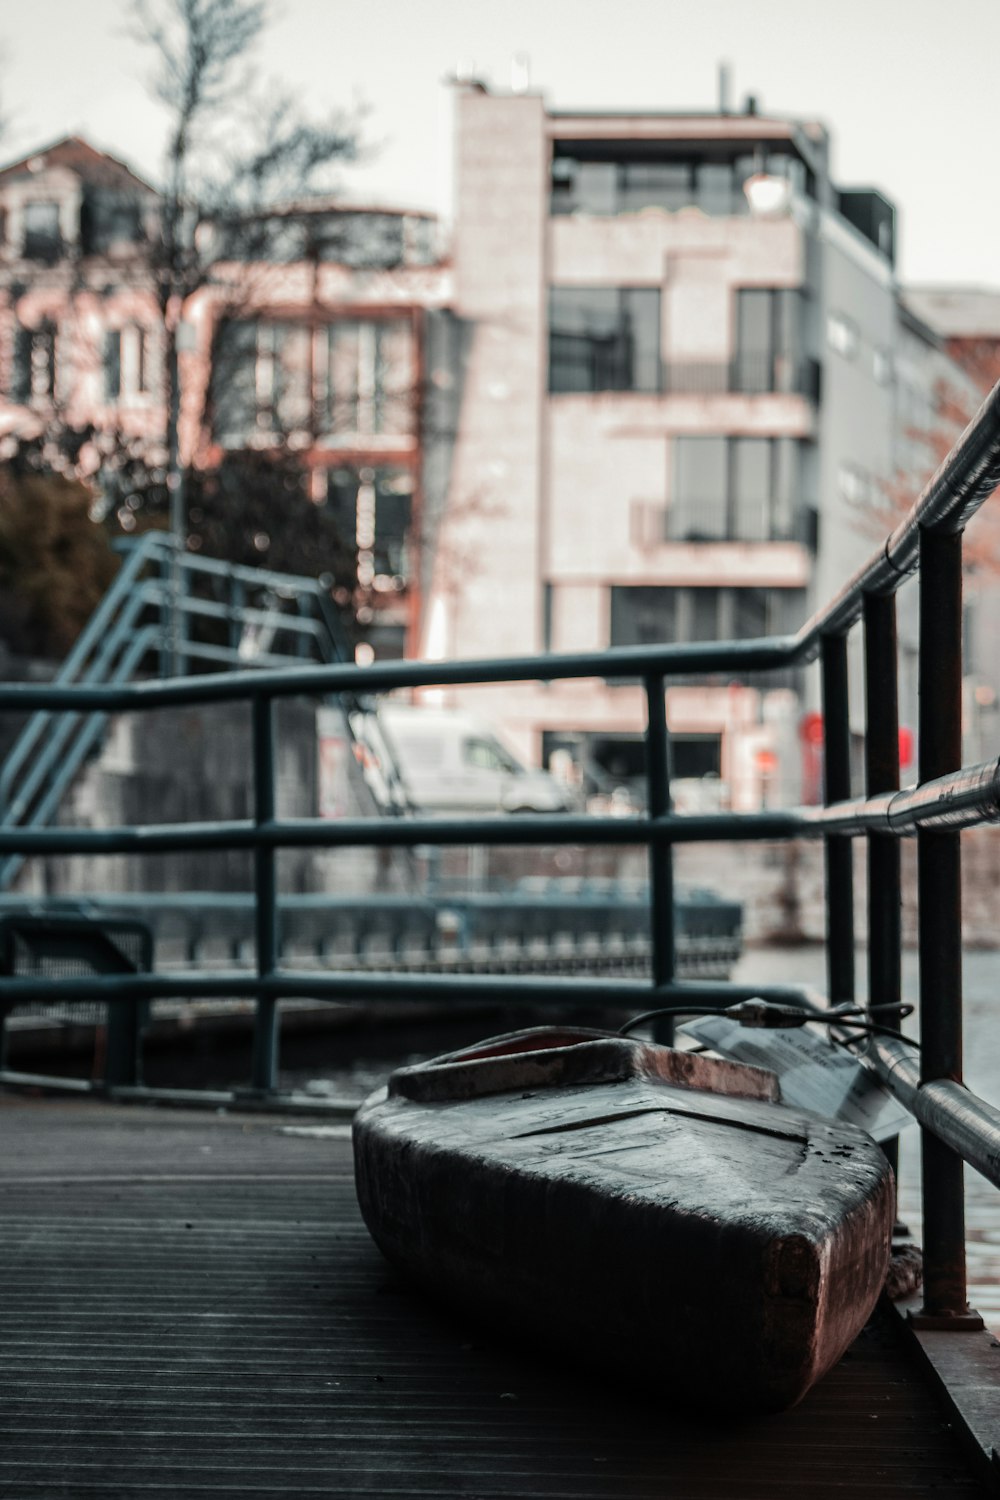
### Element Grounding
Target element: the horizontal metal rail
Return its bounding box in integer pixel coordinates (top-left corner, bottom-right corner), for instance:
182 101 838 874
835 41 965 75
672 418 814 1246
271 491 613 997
869 1037 1000 1191
0 969 817 1010
5 374 1000 1331
2 757 999 856
0 636 797 711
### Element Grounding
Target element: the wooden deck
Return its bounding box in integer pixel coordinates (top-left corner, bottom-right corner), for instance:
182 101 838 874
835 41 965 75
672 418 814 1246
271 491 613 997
0 1093 989 1499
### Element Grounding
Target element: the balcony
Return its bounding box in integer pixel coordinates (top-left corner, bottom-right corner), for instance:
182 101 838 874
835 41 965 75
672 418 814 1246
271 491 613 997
548 346 820 401
663 355 821 401
666 497 818 548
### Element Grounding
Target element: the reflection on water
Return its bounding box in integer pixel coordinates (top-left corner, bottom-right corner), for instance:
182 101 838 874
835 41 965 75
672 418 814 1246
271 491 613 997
733 946 1000 1333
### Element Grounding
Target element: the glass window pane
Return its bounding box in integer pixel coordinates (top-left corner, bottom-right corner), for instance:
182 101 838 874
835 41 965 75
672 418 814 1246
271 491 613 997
691 588 720 641
373 468 413 576
733 588 769 638
737 290 772 356
773 291 801 392
697 162 733 216
609 587 677 647
674 438 727 538
329 322 361 432
622 289 661 392
735 290 773 392
620 162 691 213
551 156 576 215
549 289 660 393
274 323 311 431
24 201 61 259
575 162 618 215
212 320 258 440
373 321 415 436
326 468 360 546
773 439 798 539
732 439 770 540
733 156 757 214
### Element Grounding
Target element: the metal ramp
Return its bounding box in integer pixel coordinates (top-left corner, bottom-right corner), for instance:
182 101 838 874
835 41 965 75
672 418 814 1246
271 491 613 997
0 533 400 892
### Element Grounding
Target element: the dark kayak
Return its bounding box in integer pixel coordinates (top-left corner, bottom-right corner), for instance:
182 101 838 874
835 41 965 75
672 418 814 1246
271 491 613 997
353 1026 894 1413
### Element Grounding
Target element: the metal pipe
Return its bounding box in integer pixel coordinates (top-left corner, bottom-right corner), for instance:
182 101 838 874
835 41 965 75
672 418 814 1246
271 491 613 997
917 527 968 1319
821 634 854 1006
645 675 675 1044
0 635 799 712
868 1037 1000 1190
251 695 279 1093
0 969 822 1009
863 592 902 1180
6 766 1000 856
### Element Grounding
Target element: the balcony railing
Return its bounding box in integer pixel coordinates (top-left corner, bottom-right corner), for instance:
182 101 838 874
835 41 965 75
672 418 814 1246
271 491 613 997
549 348 821 400
666 497 817 546
663 354 821 399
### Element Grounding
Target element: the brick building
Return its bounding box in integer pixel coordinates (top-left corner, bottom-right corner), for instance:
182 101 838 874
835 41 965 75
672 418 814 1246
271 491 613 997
0 135 453 662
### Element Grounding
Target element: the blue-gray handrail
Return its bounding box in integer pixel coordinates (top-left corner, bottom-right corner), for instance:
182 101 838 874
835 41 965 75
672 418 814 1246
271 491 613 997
0 532 358 889
4 377 1000 1329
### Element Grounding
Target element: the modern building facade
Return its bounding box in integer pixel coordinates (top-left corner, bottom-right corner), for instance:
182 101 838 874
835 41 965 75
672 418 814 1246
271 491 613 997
419 83 978 808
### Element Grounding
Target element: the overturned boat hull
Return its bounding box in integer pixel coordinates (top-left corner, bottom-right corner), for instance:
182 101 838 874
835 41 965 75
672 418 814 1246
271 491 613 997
353 1027 894 1413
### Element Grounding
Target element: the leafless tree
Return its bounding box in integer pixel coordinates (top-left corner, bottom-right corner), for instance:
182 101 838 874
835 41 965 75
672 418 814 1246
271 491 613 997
131 0 358 544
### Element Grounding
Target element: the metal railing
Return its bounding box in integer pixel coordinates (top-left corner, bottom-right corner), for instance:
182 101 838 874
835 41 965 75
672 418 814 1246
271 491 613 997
0 533 355 890
3 380 1000 1328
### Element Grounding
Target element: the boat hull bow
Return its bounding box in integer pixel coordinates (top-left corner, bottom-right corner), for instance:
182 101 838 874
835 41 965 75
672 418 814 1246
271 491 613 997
353 1027 894 1412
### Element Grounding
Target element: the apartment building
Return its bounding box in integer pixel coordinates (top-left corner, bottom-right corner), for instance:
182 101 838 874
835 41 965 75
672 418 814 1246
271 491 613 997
422 83 975 809
0 136 452 661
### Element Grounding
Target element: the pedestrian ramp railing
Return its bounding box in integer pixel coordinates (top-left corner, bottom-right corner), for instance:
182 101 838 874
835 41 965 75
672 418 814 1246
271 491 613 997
3 382 1000 1335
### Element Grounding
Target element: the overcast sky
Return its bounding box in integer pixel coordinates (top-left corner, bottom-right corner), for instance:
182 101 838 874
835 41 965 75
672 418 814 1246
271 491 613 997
2 0 996 287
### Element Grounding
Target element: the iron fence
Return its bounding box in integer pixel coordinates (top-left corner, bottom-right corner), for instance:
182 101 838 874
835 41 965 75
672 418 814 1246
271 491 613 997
3 383 1000 1327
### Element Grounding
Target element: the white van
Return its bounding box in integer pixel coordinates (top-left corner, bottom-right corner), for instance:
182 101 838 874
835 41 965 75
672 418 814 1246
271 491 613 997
356 704 577 816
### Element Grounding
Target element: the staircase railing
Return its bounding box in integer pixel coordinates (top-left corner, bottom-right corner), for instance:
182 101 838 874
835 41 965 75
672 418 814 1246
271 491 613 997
0 533 359 890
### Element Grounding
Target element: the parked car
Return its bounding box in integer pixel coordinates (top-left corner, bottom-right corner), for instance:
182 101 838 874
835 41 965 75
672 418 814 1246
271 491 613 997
357 704 578 816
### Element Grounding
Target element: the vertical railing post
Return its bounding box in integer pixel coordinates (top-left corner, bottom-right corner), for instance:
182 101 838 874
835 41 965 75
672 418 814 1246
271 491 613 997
820 633 854 1006
915 527 979 1326
645 675 675 1045
863 592 902 1182
176 555 189 678
229 574 245 660
251 693 280 1093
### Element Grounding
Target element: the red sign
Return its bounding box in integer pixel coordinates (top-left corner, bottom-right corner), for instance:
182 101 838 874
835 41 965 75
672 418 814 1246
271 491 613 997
800 711 824 747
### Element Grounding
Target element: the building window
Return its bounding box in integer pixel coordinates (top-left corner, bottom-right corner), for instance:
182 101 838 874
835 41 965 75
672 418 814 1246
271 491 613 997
309 212 406 268
872 347 892 385
81 191 145 254
734 288 804 392
325 466 414 583
837 463 876 506
551 147 811 218
549 288 660 394
827 312 859 359
671 436 803 543
324 320 414 439
22 201 62 261
609 585 804 648
105 326 155 402
104 330 121 402
211 319 312 442
12 321 57 404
